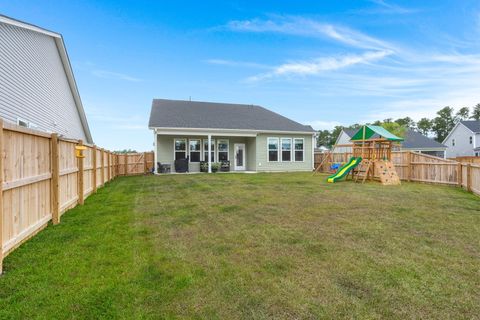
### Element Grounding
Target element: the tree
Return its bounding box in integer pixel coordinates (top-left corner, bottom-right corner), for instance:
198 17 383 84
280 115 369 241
379 122 406 138
417 118 432 135
471 103 480 120
114 149 137 154
432 106 456 142
456 107 470 121
316 130 331 148
395 117 416 129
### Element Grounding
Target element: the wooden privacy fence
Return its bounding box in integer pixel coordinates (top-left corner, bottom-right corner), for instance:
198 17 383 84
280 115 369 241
0 120 153 274
314 151 480 196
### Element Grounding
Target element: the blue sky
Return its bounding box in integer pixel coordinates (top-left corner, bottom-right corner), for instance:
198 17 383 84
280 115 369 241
1 0 480 150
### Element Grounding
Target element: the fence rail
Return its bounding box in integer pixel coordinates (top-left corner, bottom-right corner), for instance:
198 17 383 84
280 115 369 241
314 151 480 197
0 120 153 274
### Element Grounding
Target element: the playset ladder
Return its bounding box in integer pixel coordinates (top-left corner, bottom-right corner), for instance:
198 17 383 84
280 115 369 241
354 160 372 184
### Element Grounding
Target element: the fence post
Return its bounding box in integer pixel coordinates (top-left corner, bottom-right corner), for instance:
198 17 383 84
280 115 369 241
457 163 462 188
406 151 412 182
107 151 111 182
466 164 472 192
101 148 105 186
144 152 147 173
0 119 4 274
77 140 84 205
92 145 97 193
124 154 128 176
51 133 60 225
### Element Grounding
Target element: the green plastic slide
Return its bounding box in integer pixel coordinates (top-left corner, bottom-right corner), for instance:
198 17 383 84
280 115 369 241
327 157 362 183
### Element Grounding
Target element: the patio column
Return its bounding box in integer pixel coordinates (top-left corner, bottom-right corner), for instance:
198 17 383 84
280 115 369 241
208 134 212 173
153 130 157 174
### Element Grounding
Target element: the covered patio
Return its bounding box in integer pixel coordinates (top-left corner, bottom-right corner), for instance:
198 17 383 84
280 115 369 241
154 129 257 173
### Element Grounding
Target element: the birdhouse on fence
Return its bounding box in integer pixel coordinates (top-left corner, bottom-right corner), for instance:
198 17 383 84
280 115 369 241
75 145 87 158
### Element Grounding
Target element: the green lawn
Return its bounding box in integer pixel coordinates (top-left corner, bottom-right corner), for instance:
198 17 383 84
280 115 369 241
1 173 479 319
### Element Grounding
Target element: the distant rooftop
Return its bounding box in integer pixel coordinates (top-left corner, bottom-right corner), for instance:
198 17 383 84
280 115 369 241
461 120 480 133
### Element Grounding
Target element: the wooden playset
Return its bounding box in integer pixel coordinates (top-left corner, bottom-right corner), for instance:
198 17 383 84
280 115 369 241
319 125 403 185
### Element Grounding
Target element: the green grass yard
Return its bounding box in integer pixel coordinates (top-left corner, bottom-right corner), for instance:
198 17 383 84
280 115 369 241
0 173 479 319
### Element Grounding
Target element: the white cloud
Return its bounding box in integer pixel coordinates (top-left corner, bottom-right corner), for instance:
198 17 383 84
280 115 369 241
247 50 392 81
92 70 143 82
204 59 269 69
363 0 418 14
306 120 344 131
226 16 396 51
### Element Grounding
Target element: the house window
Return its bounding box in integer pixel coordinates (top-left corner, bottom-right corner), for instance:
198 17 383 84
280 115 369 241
218 139 229 161
281 138 292 162
174 139 186 160
469 136 473 144
452 139 455 146
268 138 279 162
189 139 201 162
294 138 304 162
203 139 215 162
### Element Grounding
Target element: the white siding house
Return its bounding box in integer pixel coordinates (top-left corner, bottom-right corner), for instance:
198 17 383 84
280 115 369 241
0 15 92 143
443 121 480 158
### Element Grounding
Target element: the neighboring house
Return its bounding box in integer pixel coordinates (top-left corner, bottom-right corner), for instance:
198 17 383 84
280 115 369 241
333 128 447 158
0 15 92 143
149 99 316 173
443 121 480 158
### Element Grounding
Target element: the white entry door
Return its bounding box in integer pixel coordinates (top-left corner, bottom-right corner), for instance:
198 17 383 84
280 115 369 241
234 143 246 171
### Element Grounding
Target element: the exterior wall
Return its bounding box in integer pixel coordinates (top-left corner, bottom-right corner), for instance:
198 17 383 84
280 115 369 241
334 131 353 153
444 124 475 158
255 133 314 172
246 137 256 171
156 134 256 172
0 22 88 141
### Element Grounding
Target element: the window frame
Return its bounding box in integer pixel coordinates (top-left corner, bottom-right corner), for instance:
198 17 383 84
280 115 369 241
280 137 292 162
173 138 187 161
188 139 201 163
267 137 280 162
293 138 305 162
217 139 229 161
203 138 216 162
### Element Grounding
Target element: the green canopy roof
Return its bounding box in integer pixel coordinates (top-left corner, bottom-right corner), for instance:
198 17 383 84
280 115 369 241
350 125 404 141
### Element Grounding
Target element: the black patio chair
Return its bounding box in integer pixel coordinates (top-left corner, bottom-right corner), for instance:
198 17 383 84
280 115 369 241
157 162 171 173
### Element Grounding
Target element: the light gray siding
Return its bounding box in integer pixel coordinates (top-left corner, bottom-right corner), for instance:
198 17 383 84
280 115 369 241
256 133 313 172
334 131 353 153
0 22 88 141
444 123 475 158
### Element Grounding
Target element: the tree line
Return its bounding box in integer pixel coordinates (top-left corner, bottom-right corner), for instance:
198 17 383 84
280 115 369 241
317 103 480 148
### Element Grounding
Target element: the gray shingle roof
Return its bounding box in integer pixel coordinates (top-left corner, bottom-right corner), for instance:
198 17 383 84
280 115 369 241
461 120 480 133
344 128 446 149
149 99 315 133
401 130 446 149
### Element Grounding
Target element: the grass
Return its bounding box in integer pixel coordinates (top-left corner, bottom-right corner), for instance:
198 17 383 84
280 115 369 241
0 172 479 319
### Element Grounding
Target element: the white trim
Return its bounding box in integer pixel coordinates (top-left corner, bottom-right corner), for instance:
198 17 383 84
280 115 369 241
234 143 246 171
153 130 157 173
280 137 292 162
208 135 212 173
0 15 60 38
267 137 280 162
293 137 305 162
150 126 313 135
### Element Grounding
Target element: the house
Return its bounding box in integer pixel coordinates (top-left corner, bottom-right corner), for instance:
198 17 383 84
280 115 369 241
333 128 447 158
0 15 92 143
149 99 316 173
443 120 480 158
